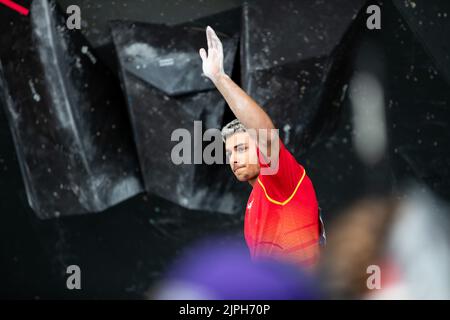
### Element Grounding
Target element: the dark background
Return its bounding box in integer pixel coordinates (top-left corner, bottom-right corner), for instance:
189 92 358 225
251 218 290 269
1 0 449 299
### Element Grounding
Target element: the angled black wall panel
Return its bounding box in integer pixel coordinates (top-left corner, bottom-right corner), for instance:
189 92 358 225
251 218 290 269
393 0 450 85
241 0 368 155
298 0 450 214
111 19 248 214
0 0 143 218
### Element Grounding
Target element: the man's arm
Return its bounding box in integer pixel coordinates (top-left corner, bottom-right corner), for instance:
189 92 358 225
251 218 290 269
199 26 278 155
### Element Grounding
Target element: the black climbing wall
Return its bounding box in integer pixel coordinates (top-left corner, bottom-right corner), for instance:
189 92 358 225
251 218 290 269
241 0 450 215
0 0 143 219
110 16 247 214
0 0 449 298
0 0 245 299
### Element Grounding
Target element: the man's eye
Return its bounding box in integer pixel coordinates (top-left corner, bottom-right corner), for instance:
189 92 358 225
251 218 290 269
237 146 247 153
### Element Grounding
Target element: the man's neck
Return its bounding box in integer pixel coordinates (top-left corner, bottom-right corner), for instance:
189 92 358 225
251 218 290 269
248 177 257 187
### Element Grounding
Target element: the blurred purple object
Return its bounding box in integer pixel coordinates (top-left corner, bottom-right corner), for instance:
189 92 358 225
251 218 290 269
153 239 321 300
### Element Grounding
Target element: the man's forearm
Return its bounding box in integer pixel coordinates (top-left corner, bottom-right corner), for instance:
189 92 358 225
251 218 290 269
199 26 278 152
212 74 275 132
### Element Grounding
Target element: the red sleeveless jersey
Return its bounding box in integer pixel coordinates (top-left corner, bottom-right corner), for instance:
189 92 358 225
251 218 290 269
244 140 320 268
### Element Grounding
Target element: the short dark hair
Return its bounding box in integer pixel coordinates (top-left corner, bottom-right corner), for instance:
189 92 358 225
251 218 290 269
221 119 246 142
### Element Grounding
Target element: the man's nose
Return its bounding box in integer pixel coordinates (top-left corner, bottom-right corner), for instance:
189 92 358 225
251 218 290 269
229 152 238 168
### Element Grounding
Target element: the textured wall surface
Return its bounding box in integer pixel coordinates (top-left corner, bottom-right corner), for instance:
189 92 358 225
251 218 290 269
0 0 449 298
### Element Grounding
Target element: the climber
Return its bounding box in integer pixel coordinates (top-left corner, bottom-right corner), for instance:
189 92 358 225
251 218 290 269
199 26 324 269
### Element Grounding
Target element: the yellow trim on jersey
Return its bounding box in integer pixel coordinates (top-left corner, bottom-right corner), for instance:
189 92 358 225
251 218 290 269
257 168 306 206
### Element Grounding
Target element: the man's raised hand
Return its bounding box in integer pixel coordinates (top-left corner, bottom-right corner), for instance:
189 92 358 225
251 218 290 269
199 26 225 83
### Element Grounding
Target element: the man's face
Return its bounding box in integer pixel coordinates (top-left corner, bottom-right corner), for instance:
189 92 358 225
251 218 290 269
225 131 260 182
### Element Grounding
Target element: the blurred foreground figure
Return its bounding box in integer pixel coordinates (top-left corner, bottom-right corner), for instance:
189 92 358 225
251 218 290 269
150 239 322 300
322 187 450 299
